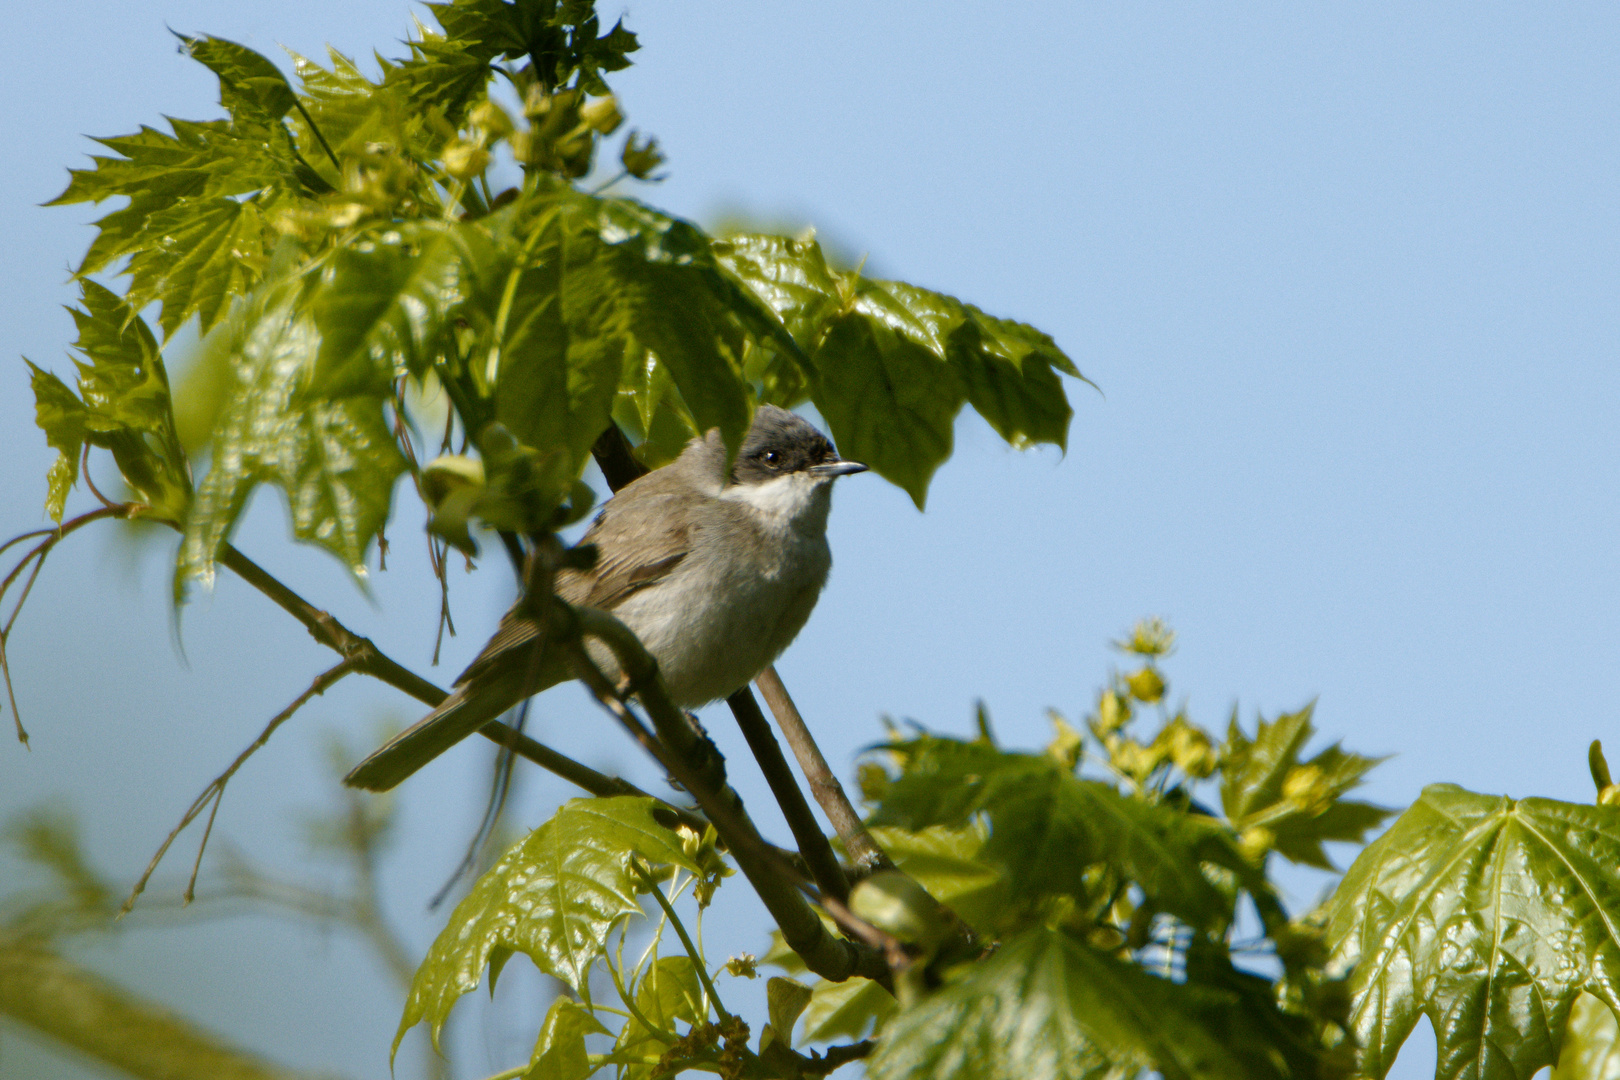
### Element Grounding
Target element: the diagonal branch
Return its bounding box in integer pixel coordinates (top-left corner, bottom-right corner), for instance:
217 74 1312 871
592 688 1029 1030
555 585 888 984
756 666 893 876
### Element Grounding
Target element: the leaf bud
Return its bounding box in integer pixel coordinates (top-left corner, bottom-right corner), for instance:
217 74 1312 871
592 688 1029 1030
442 139 490 182
1283 764 1332 814
1166 719 1217 778
1114 617 1176 657
1125 666 1166 703
621 131 665 179
724 954 759 979
1045 711 1084 771
1237 825 1274 863
579 94 624 134
1096 689 1130 733
469 99 514 141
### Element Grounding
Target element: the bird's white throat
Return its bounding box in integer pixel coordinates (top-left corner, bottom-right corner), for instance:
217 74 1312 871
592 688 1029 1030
721 472 833 531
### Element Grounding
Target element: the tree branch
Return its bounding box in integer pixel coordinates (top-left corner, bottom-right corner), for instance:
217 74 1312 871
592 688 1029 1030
209 541 715 832
756 667 893 876
559 593 888 984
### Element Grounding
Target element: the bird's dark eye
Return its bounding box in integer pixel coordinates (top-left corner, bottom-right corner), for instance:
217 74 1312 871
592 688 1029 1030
763 450 779 466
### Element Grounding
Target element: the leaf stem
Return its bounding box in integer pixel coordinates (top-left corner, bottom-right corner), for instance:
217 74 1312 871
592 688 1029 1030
631 857 731 1023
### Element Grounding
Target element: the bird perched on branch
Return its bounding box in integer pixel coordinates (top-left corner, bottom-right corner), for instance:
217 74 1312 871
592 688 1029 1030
344 406 868 791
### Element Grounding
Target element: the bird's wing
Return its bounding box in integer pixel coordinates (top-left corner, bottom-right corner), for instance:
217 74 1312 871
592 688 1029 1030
556 482 698 611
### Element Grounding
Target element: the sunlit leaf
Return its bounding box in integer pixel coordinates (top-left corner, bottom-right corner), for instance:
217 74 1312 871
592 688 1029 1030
1327 784 1620 1080
525 996 609 1080
715 231 1082 508
178 34 299 122
613 955 705 1079
176 270 404 594
395 797 698 1057
26 363 87 523
1552 994 1620 1080
310 221 490 395
868 924 1281 1080
872 736 1237 934
1221 704 1391 870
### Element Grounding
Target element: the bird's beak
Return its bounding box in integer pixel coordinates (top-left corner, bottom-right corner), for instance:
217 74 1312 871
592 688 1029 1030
810 458 869 478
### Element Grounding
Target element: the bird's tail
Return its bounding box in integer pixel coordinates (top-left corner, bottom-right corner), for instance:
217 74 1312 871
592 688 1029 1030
343 681 516 791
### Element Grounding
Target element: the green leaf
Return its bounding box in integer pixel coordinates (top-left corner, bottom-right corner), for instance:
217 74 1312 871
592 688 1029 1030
177 34 299 122
1553 994 1620 1080
871 737 1238 934
865 824 1006 937
1221 703 1391 869
715 232 1082 508
1326 783 1620 1080
767 977 812 1042
176 270 405 594
310 221 488 396
26 363 87 523
613 955 705 1078
51 115 296 338
867 924 1279 1080
812 310 963 509
28 281 192 522
799 977 897 1045
124 197 274 339
525 996 609 1080
396 797 698 1058
947 305 1079 450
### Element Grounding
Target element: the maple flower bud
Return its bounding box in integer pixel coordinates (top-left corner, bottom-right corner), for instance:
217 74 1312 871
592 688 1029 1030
442 139 490 182
579 95 624 134
469 99 514 140
1125 666 1165 703
621 131 665 178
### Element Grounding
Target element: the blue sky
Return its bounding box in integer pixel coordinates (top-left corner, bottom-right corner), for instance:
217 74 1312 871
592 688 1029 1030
5 4 1620 1078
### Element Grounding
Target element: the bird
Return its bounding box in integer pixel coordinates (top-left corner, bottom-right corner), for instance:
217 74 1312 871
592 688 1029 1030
344 405 868 791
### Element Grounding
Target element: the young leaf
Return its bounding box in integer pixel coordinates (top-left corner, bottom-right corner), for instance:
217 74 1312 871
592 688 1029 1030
612 954 705 1078
766 977 812 1042
525 996 609 1080
867 924 1283 1080
27 281 192 522
395 797 699 1058
309 221 489 396
1221 704 1391 869
799 977 897 1045
48 38 313 338
177 34 300 123
1327 784 1620 1080
871 737 1237 934
176 271 405 594
27 364 88 523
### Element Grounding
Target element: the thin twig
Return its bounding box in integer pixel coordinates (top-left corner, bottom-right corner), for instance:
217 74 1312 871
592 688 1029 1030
121 659 357 914
756 667 893 876
726 687 851 903
1 504 132 743
208 537 720 835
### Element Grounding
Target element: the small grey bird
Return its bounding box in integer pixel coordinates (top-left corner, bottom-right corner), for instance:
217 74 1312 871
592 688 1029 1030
344 406 867 791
